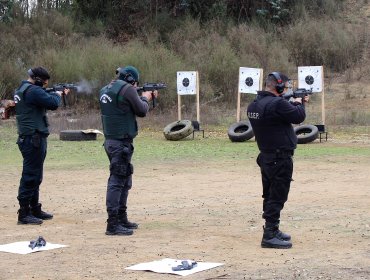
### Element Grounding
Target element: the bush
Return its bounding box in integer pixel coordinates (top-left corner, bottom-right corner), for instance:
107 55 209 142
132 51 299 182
284 19 363 72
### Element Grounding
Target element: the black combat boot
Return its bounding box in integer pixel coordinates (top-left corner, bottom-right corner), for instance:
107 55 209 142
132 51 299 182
17 205 43 225
118 209 138 229
261 226 292 249
275 227 291 241
105 215 133 236
31 203 53 220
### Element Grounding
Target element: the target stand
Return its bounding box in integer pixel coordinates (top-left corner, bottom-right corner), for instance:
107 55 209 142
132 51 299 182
176 71 204 138
236 67 263 121
298 66 328 141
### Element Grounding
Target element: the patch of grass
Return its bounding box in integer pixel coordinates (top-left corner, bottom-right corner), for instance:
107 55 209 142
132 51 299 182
1 124 369 172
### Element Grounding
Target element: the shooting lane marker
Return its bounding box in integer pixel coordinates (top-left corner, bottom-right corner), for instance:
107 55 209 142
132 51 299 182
298 66 325 125
176 71 200 122
0 241 67 255
236 67 263 122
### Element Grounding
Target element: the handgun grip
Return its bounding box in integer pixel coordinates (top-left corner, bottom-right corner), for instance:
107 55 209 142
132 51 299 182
151 92 156 108
62 92 67 107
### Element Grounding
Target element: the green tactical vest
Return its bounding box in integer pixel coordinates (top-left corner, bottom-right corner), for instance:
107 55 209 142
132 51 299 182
99 80 138 139
14 83 49 136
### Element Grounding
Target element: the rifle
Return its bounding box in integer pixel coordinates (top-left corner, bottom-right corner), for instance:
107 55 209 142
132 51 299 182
283 88 314 103
45 83 78 107
136 82 167 108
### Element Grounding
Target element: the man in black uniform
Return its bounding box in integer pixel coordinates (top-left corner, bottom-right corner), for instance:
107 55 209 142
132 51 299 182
99 65 158 236
14 67 69 225
247 72 309 249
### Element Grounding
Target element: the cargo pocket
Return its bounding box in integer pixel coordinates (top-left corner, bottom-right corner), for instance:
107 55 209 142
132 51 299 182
110 161 128 176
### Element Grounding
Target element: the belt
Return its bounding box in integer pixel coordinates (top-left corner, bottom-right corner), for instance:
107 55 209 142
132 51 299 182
261 149 294 156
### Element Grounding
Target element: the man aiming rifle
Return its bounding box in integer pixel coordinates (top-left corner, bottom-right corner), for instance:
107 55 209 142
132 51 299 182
13 66 70 225
99 65 159 236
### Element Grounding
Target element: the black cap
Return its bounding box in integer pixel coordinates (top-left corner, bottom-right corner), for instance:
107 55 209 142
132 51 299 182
28 67 50 81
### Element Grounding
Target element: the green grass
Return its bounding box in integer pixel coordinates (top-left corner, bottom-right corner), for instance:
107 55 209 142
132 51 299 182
1 123 369 171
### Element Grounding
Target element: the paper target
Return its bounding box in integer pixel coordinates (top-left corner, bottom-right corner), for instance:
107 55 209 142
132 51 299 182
177 71 197 95
298 66 323 93
238 67 262 94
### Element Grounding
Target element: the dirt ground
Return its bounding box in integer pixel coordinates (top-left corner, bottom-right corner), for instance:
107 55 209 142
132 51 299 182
1 142 370 280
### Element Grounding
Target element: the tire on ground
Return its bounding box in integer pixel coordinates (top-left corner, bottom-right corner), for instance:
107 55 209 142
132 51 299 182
294 124 319 144
163 120 194 141
60 130 97 141
228 121 254 142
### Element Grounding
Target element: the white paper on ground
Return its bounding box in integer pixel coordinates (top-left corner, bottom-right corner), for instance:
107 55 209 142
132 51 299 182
125 258 223 276
0 241 68 255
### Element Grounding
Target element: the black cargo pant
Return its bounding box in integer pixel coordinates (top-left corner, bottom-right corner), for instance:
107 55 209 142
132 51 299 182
257 150 294 226
104 139 134 216
17 133 47 207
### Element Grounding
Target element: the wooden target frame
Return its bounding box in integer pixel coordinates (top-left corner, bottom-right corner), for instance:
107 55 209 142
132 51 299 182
236 67 263 122
176 71 200 122
298 66 325 125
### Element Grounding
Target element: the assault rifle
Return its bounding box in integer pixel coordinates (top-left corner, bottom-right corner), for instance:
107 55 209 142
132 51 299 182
45 83 78 107
136 82 167 108
283 88 314 103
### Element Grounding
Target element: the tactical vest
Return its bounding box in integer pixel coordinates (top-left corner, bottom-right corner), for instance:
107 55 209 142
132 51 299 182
14 83 49 136
99 80 138 139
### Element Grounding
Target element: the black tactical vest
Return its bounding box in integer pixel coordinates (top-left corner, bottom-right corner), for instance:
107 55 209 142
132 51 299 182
99 80 138 139
14 83 49 136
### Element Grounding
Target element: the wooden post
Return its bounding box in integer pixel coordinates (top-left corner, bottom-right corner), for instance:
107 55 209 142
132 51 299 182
196 71 200 122
236 91 241 122
321 69 325 125
178 94 181 121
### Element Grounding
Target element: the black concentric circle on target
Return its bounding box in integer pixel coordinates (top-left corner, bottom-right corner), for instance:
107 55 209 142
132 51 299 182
305 75 314 85
182 78 190 87
245 77 254 87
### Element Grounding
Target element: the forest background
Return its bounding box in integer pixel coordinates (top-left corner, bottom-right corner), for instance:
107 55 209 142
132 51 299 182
0 0 369 129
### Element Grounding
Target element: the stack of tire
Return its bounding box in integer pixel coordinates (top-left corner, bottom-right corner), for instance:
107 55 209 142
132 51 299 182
227 120 254 142
163 120 194 141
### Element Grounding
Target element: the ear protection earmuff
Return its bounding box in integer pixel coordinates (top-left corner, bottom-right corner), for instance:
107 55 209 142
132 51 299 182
269 72 285 94
28 68 45 87
116 68 136 85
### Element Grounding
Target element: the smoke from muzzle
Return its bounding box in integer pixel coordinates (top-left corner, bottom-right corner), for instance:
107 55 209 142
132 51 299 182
76 79 99 94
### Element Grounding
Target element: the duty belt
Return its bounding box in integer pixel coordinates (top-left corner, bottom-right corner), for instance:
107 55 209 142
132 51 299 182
261 149 294 157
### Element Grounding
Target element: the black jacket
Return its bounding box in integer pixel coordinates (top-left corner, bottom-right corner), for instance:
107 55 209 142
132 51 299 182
247 91 306 152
